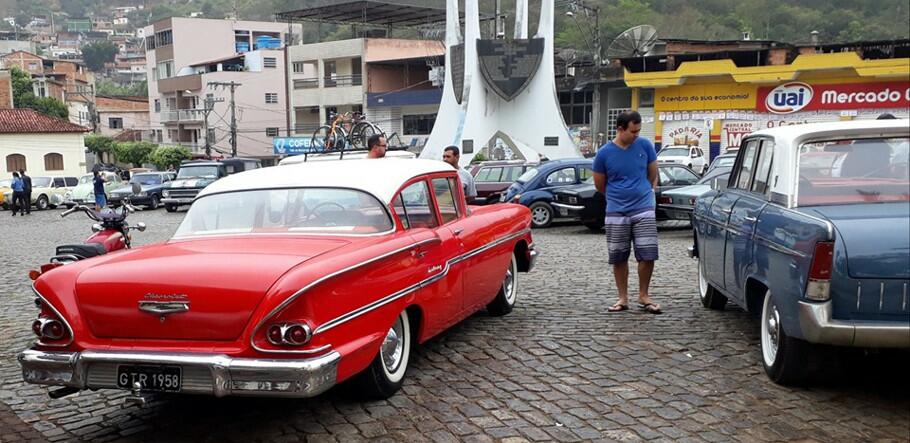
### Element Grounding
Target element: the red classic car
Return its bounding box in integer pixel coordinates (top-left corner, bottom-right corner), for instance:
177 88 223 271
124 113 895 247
19 159 537 401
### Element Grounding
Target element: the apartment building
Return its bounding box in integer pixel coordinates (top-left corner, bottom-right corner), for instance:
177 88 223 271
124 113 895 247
287 38 444 150
0 51 95 127
96 95 150 140
144 17 300 161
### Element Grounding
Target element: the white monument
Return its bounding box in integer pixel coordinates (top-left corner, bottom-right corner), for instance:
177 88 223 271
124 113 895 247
420 0 579 165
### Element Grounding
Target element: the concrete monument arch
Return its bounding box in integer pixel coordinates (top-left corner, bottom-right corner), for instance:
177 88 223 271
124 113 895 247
420 0 579 165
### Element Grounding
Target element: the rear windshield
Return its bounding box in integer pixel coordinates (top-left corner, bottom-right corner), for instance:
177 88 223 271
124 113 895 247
131 174 162 185
658 148 689 157
797 137 909 206
174 188 393 237
516 167 539 183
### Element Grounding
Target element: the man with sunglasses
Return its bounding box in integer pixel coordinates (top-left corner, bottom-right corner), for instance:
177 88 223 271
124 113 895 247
366 135 388 159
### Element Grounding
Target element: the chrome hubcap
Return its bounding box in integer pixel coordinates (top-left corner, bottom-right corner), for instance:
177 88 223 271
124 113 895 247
381 317 404 373
698 259 708 299
503 262 516 305
532 207 549 225
761 293 780 366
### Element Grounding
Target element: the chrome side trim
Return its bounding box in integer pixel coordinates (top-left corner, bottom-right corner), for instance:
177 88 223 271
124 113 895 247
752 234 808 259
903 283 907 311
857 283 862 310
31 285 74 348
250 238 439 355
879 282 885 311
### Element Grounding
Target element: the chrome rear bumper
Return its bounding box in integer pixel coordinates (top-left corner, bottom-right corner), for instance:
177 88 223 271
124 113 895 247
798 301 910 348
19 348 340 398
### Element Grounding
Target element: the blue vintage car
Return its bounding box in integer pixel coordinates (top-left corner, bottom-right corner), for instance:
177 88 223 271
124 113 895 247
500 158 593 228
690 119 910 384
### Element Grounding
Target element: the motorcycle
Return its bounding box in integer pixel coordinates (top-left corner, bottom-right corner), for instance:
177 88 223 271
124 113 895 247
29 183 147 278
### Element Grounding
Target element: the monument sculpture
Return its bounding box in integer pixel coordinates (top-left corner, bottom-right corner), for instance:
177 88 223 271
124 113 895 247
420 0 580 165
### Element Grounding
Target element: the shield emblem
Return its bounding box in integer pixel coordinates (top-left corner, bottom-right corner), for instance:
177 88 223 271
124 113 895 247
477 38 544 101
450 43 465 104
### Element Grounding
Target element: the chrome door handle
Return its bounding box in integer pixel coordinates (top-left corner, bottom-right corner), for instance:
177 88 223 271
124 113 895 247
415 250 428 258
721 208 732 214
744 216 757 222
138 301 189 315
453 228 464 236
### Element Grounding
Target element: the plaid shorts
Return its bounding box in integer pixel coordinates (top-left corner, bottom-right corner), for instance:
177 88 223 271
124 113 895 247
604 208 659 264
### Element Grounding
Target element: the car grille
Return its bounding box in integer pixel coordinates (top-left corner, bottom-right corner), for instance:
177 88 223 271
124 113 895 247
85 362 215 394
168 189 200 199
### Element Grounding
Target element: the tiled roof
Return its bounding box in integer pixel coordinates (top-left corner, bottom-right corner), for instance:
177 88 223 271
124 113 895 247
0 109 90 134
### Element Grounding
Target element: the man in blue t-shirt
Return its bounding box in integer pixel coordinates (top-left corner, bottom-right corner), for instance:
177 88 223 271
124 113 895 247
592 111 662 314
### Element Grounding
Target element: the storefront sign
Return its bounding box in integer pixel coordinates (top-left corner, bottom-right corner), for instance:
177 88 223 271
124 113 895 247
757 81 910 114
273 137 323 155
656 84 756 111
720 121 760 149
663 122 708 148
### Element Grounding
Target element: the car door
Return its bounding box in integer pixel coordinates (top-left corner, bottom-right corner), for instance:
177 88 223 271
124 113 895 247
658 167 699 219
393 179 464 338
702 141 759 288
724 138 774 298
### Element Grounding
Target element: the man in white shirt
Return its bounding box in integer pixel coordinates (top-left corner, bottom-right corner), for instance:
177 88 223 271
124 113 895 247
442 145 477 204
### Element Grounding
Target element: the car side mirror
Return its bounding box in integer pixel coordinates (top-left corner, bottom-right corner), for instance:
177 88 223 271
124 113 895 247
131 183 141 194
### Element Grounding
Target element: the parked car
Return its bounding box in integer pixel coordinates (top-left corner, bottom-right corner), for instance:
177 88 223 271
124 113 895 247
657 167 733 222
3 176 78 210
690 119 910 384
551 164 701 231
108 172 177 209
19 159 537 401
0 178 10 208
161 158 261 212
500 158 593 228
468 160 534 205
64 172 123 208
657 145 708 174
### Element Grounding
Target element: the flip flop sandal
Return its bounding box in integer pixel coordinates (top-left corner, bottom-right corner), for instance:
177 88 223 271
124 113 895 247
638 302 662 314
608 303 629 312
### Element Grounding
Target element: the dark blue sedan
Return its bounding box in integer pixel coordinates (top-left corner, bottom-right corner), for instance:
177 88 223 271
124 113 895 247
108 172 176 209
500 158 593 228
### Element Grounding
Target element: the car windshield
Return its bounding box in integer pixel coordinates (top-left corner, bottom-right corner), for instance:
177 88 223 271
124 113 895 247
174 188 394 237
32 177 52 187
659 148 689 157
798 136 910 206
177 166 219 179
516 167 539 183
131 174 161 185
78 174 92 185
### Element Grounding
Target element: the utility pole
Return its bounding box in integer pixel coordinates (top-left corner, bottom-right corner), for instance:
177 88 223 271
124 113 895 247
207 81 241 157
200 94 224 158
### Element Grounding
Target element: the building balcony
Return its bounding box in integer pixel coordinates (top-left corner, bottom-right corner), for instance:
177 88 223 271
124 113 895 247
158 74 202 94
161 109 205 124
293 78 319 89
324 74 362 88
367 88 442 107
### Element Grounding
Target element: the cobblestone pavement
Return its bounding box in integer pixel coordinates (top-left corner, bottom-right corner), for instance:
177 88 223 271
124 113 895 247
1 209 908 442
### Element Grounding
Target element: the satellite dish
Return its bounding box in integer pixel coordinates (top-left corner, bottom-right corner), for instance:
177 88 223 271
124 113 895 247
606 25 659 58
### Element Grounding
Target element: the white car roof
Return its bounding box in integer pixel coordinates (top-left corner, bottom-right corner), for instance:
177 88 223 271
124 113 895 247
750 119 910 146
278 150 416 165
199 158 454 203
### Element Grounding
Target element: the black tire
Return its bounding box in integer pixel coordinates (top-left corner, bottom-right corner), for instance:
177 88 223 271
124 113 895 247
165 204 178 213
528 201 554 228
487 253 518 316
148 195 160 210
697 255 727 310
36 195 49 210
355 310 412 399
760 290 810 385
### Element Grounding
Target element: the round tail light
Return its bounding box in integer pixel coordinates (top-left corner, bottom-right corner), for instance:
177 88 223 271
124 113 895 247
41 320 64 340
32 320 43 337
267 325 283 345
284 324 312 345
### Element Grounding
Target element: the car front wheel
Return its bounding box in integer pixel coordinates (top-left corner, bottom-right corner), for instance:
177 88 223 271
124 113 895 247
487 253 518 316
761 290 810 385
698 255 726 310
165 204 177 213
148 195 160 210
529 201 554 228
355 310 412 399
36 195 49 210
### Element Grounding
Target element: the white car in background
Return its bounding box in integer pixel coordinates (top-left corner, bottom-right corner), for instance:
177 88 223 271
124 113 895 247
657 145 708 174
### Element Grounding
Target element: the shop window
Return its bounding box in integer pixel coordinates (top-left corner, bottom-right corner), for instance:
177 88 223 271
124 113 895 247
6 154 26 172
559 89 593 125
109 117 123 129
639 88 655 107
44 153 64 171
403 114 437 135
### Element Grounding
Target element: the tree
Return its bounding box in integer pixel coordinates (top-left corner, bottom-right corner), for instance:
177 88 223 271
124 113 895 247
96 79 149 97
113 141 157 167
149 145 192 171
81 41 119 72
85 135 117 156
10 67 69 120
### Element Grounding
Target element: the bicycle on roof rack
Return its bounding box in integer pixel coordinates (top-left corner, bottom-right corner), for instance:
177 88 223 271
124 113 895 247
311 111 385 152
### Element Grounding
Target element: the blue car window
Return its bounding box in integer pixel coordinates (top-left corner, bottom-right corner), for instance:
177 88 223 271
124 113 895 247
545 167 576 185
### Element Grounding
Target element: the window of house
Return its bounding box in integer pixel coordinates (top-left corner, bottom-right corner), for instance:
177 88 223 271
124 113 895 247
145 35 156 50
559 90 594 126
109 117 123 129
154 99 160 112
44 153 64 171
155 29 172 47
403 114 437 135
323 60 337 87
263 57 277 68
432 177 461 224
351 57 362 85
266 127 279 137
156 60 174 79
639 88 655 107
5 154 26 172
265 93 278 104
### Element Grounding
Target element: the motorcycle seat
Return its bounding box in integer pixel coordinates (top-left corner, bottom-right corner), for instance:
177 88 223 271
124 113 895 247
55 243 108 259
